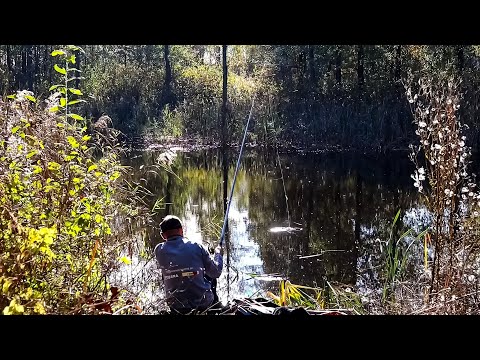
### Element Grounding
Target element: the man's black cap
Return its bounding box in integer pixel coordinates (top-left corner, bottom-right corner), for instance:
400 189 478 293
160 215 183 232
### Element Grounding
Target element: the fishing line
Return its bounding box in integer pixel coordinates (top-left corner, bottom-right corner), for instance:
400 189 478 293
275 141 291 228
219 94 257 246
268 116 302 233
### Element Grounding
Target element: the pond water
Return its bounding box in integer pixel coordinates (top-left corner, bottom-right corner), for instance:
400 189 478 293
111 145 434 313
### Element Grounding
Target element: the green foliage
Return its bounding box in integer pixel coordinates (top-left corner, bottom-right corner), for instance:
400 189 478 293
161 105 183 138
176 62 257 140
3 45 480 152
380 209 428 302
142 105 183 139
0 46 148 314
83 61 164 134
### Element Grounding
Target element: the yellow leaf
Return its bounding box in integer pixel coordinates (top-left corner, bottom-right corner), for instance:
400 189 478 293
2 278 12 293
119 256 131 265
4 299 25 314
3 306 12 315
34 302 46 314
14 303 25 313
22 288 34 300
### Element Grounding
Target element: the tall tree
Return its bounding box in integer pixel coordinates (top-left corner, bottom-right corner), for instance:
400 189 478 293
221 45 228 149
26 45 33 91
75 48 82 90
162 45 176 109
308 45 316 86
357 45 365 90
394 45 402 82
21 46 27 89
335 46 342 87
6 45 12 90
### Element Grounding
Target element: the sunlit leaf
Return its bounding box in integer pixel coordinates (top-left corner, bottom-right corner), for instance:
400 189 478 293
68 113 84 121
54 64 67 75
26 150 37 159
67 136 79 149
67 100 86 106
47 162 61 171
68 88 83 95
34 302 46 314
49 84 64 91
25 95 36 103
2 278 12 293
119 256 131 265
51 50 66 56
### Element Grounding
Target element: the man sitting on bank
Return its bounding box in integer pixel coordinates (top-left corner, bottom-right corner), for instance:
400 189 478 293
154 215 224 314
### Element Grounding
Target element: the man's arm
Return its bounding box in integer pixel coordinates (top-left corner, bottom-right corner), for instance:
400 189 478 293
201 244 223 279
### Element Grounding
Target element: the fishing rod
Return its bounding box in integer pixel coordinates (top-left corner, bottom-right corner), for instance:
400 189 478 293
218 94 257 247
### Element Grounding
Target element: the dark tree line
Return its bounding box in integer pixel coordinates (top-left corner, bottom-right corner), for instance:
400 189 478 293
1 45 479 152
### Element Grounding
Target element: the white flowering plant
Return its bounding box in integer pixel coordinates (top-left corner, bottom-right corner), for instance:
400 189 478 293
406 76 480 313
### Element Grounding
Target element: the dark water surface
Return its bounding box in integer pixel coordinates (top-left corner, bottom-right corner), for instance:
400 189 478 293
113 146 432 312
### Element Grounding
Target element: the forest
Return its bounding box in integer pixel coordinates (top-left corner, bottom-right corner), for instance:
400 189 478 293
2 45 480 151
1 45 480 315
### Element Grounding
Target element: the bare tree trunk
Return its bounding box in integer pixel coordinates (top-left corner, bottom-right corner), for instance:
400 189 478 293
43 45 48 79
75 48 82 90
357 45 364 89
6 45 13 90
221 45 228 148
34 46 39 92
335 46 342 87
394 45 402 82
21 46 27 89
162 45 176 108
6 45 12 73
49 45 53 85
308 45 316 86
457 45 464 73
26 45 33 91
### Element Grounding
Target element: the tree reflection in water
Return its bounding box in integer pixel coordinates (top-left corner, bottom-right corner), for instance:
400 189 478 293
113 147 430 312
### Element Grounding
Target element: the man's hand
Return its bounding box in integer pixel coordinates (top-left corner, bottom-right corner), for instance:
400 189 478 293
215 245 224 256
